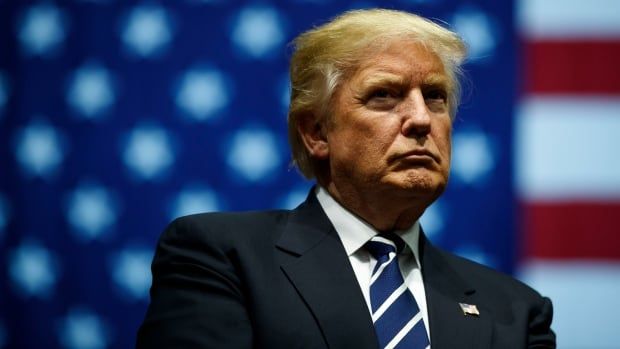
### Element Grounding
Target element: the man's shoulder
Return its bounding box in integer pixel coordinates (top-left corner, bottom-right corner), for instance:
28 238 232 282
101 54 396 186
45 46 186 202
434 246 545 302
172 209 291 230
159 209 293 249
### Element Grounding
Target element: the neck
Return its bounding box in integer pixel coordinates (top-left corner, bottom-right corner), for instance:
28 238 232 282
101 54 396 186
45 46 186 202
323 182 430 232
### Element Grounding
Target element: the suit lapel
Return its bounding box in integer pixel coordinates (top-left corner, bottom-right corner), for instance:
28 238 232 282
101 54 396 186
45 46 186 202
274 193 492 349
420 233 492 349
276 193 378 349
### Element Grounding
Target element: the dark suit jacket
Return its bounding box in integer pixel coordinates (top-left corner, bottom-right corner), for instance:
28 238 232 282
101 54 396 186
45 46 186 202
136 193 555 348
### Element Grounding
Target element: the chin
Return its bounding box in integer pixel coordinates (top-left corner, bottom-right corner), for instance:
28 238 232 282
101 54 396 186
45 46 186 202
392 173 447 198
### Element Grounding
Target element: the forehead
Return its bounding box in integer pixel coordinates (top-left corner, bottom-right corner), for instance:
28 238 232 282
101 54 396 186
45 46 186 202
351 40 448 85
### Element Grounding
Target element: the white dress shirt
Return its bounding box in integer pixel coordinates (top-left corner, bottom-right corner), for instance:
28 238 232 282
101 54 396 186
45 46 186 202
315 186 431 339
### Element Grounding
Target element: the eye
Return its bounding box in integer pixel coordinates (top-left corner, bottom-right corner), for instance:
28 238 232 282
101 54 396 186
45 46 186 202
368 88 398 100
364 88 401 110
424 89 447 103
424 88 449 113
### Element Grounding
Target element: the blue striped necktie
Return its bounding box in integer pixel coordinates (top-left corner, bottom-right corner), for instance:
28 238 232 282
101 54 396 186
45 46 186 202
366 235 430 349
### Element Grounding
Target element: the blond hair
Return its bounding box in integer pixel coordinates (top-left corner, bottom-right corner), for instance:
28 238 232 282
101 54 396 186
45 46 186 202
287 8 467 179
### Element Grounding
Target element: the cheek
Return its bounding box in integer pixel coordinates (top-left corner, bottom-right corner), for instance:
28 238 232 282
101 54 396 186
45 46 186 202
337 120 394 150
434 122 452 164
329 128 393 175
442 132 452 158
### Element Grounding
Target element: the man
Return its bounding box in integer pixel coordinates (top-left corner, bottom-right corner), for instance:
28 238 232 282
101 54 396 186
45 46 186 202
136 9 555 349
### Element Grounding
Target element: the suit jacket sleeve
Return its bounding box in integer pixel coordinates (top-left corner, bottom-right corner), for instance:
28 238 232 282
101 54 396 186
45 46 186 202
136 216 252 348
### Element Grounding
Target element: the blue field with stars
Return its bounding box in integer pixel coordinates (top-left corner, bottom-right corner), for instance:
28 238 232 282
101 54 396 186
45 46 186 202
0 1 513 348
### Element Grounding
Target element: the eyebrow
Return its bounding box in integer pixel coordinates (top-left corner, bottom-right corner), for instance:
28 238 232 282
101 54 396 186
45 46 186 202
421 73 450 89
359 73 406 90
359 72 451 90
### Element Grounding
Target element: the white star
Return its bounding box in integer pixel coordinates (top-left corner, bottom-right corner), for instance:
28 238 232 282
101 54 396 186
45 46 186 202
15 120 65 178
452 7 498 61
227 127 281 182
18 4 66 56
58 308 109 349
67 64 115 119
420 201 446 237
110 248 153 301
67 183 117 241
175 68 229 121
170 186 219 219
8 241 59 298
0 73 9 114
451 130 495 185
123 125 174 180
121 5 172 58
231 6 285 59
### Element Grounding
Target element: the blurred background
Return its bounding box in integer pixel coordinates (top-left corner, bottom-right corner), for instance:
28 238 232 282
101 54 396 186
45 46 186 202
0 0 618 348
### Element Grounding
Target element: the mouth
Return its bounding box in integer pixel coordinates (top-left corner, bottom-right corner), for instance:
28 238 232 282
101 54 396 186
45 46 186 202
390 149 439 166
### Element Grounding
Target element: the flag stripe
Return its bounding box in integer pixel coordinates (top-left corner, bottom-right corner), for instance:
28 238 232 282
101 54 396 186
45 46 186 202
517 0 620 347
522 202 620 259
518 0 620 39
515 97 620 200
524 40 620 94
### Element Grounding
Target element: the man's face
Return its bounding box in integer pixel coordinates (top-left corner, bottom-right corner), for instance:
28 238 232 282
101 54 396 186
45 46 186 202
324 40 452 203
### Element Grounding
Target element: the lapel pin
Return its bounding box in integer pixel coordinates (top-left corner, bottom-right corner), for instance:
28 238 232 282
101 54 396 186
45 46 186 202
459 303 480 316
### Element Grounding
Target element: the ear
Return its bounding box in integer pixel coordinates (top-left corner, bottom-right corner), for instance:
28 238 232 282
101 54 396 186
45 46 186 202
297 113 329 160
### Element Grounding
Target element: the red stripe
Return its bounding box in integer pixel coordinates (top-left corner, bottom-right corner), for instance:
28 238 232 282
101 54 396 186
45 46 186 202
522 202 620 259
523 40 620 94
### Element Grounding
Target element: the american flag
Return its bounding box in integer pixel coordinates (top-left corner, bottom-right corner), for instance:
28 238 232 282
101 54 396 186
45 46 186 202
0 1 617 348
458 303 480 316
516 0 620 347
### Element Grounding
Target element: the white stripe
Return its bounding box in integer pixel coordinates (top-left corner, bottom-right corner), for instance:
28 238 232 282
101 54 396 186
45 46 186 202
518 0 620 38
384 312 423 349
372 283 408 322
515 96 620 201
370 252 397 285
519 260 620 348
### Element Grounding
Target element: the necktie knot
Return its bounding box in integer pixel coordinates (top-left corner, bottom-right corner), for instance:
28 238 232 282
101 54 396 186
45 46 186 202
365 234 404 260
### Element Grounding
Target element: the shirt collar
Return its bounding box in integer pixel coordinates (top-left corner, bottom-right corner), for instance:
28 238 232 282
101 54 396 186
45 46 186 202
315 186 422 268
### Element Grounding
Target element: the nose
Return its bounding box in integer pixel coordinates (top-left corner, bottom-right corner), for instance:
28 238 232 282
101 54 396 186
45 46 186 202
400 89 431 137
